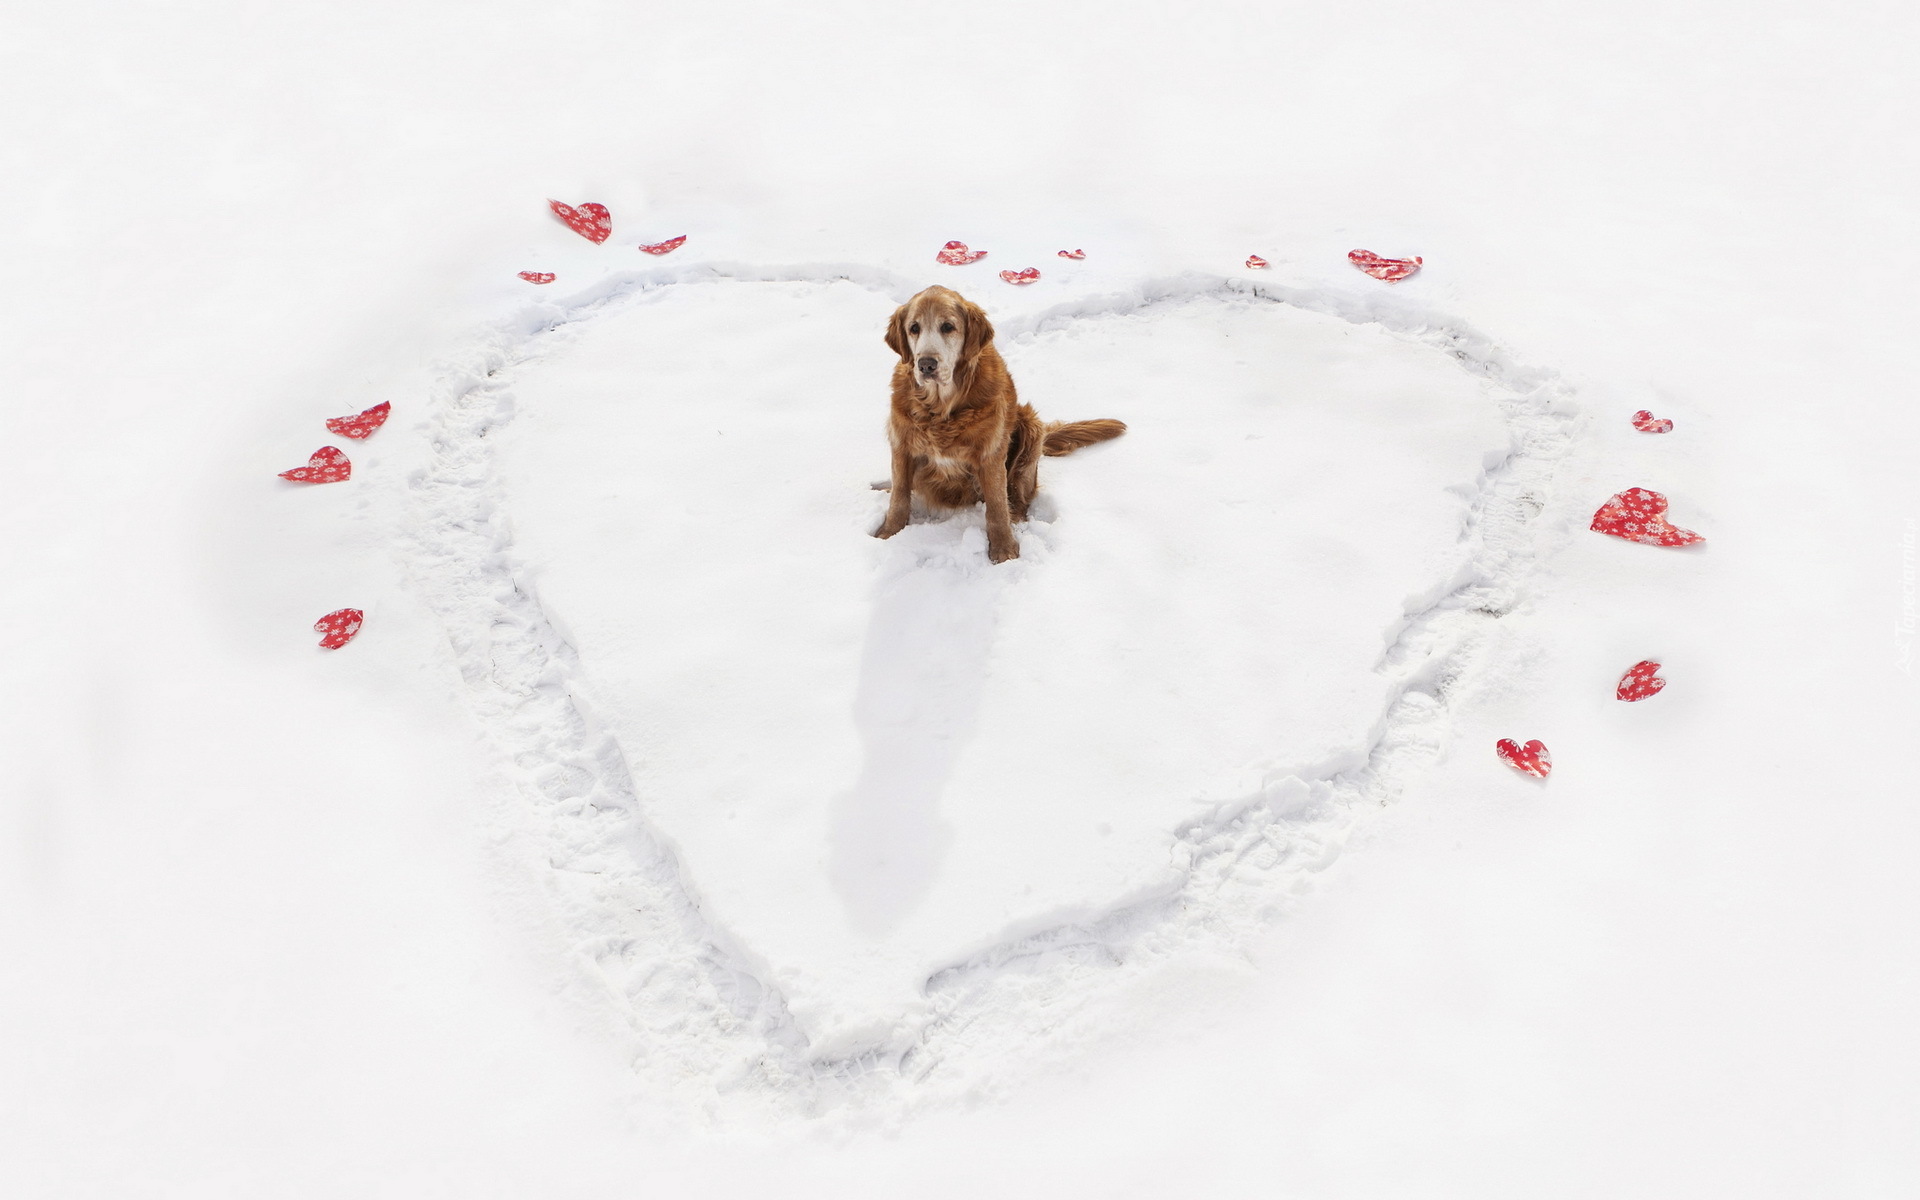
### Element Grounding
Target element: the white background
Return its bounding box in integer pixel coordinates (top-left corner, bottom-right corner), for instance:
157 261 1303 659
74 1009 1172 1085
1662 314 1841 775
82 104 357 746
3 1 1916 1195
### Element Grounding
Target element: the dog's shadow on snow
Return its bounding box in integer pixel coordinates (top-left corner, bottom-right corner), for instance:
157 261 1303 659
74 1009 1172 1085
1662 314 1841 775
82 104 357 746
829 511 1045 935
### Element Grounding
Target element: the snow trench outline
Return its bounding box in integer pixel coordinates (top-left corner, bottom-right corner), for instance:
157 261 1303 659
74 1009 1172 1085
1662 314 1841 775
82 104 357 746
401 262 1578 1120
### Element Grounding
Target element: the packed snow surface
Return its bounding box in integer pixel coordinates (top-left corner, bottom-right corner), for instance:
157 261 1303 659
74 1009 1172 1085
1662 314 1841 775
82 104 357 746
399 261 1573 1100
479 274 1507 1043
5 0 1917 1195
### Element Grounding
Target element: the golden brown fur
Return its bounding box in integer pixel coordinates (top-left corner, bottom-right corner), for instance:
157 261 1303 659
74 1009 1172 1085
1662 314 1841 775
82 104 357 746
873 286 1125 562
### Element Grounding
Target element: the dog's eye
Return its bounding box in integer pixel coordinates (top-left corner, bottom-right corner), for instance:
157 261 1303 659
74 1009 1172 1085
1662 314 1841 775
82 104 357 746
940 322 955 334
908 323 920 335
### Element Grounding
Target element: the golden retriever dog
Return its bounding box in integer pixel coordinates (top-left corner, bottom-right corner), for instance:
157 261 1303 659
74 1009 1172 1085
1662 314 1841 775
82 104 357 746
873 285 1125 563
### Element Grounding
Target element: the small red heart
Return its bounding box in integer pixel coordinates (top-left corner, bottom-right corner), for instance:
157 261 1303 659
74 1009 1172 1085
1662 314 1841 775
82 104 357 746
1245 254 1270 269
1057 249 1086 259
518 271 556 285
1632 409 1674 433
1616 660 1667 701
999 268 1041 285
638 235 686 256
315 608 364 650
547 199 611 244
279 446 351 484
1348 249 1422 281
1495 738 1552 779
1590 487 1705 547
325 402 390 441
937 240 988 265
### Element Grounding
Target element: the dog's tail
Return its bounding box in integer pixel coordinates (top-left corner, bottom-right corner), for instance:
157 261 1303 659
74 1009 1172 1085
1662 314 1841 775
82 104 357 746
1042 418 1127 457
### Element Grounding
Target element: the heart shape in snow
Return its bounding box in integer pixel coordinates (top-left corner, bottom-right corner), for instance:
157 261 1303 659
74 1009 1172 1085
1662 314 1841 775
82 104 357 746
936 240 988 265
1616 660 1666 701
279 446 351 484
1348 249 1422 282
1632 409 1674 433
314 608 364 649
1496 738 1552 778
1245 254 1270 269
999 268 1040 285
325 402 390 440
638 236 687 256
548 199 612 244
519 271 556 285
1058 249 1086 259
1589 487 1705 547
465 275 1520 1053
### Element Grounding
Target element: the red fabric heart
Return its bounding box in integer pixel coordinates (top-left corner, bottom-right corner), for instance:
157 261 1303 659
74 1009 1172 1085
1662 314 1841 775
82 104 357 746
325 402 390 441
547 199 611 244
1616 660 1667 701
279 446 351 484
1000 268 1040 285
315 608 364 650
1590 487 1705 547
1245 254 1270 269
1496 738 1552 778
518 271 556 285
1058 249 1086 259
937 240 988 265
638 235 686 256
1632 409 1674 433
1348 249 1422 282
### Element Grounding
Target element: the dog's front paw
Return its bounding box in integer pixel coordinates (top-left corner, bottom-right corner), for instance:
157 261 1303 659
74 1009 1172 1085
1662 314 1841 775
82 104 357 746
873 517 907 540
987 536 1021 564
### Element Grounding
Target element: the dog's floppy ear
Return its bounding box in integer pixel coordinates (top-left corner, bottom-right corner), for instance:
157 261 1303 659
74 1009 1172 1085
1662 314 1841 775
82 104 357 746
883 304 911 362
959 299 995 365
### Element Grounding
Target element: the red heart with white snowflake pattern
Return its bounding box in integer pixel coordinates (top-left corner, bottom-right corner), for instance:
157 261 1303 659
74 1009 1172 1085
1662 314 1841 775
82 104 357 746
1000 268 1040 285
315 608 364 649
1348 249 1422 282
519 272 556 285
1496 738 1552 778
1589 487 1704 547
1245 254 1270 269
638 236 686 256
1632 410 1674 433
548 199 612 244
936 240 988 265
325 402 390 440
1058 249 1086 260
279 446 351 484
1616 660 1666 701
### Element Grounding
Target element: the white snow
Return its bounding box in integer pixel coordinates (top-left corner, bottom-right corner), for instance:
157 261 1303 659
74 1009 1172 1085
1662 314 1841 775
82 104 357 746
3 0 1917 1194
483 273 1509 1048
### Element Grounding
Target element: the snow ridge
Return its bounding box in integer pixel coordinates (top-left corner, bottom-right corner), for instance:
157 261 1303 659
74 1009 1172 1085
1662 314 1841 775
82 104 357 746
401 262 1577 1119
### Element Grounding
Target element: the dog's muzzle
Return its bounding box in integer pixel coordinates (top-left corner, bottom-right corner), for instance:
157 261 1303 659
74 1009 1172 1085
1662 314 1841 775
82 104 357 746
917 356 939 377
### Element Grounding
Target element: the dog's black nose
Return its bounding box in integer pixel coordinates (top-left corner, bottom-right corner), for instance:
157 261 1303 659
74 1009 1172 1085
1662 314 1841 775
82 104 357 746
917 356 938 375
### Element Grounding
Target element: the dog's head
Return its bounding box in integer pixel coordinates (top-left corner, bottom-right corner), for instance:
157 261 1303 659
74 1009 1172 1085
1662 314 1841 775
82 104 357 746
885 286 993 389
